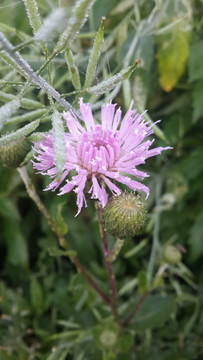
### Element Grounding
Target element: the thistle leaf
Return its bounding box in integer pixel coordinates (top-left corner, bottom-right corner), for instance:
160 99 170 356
51 111 66 179
157 25 190 92
65 49 81 91
0 120 40 146
7 109 48 125
86 62 138 95
0 91 45 110
54 0 96 53
84 18 104 89
22 0 41 34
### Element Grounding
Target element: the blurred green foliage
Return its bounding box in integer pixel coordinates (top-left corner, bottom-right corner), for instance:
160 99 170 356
0 0 203 359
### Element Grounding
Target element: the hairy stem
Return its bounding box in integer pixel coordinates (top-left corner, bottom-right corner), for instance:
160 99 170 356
96 203 120 325
17 166 110 305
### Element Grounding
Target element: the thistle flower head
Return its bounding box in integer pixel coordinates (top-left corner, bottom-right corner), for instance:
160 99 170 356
33 99 171 215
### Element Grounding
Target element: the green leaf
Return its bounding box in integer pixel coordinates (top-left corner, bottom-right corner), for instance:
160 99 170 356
0 99 20 130
133 294 175 331
192 80 203 122
22 0 41 34
188 40 203 82
86 63 138 95
157 25 190 92
54 0 96 53
65 49 81 91
34 8 68 43
188 211 203 261
0 91 46 110
0 198 20 221
30 276 43 313
7 109 48 125
116 334 133 353
51 111 66 179
84 18 104 89
0 50 28 79
0 119 40 146
3 218 28 267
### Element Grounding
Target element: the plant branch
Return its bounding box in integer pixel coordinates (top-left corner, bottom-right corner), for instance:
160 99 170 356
0 32 75 112
17 166 111 306
122 291 149 327
95 202 120 325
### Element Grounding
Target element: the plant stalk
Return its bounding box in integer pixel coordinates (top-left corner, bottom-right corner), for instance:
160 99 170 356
17 166 110 306
95 202 120 325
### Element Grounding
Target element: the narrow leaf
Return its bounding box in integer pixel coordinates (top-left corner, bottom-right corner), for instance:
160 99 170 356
0 99 20 130
54 0 96 53
86 63 138 95
51 111 66 178
0 120 40 146
65 49 81 90
0 50 28 79
84 18 104 89
23 0 41 34
7 109 48 125
34 8 68 43
0 91 45 110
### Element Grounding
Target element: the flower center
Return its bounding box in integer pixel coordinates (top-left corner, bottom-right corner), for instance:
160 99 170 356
76 125 120 174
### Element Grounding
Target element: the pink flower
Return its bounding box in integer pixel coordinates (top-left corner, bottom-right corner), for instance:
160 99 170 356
33 99 171 215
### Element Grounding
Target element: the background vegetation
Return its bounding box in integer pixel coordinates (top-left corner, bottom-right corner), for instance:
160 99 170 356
0 0 202 359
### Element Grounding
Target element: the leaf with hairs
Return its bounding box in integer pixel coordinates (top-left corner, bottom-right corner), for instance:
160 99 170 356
52 111 66 179
84 18 104 89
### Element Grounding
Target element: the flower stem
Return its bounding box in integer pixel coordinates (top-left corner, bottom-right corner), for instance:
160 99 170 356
17 166 110 306
95 203 120 325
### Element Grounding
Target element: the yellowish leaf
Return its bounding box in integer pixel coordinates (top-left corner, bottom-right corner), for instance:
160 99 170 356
157 24 190 92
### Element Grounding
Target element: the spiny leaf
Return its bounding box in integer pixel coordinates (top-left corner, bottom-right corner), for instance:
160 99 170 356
86 62 138 95
0 120 40 146
157 24 190 92
65 49 81 91
84 18 104 89
22 0 41 34
0 99 20 130
51 111 66 179
54 0 96 53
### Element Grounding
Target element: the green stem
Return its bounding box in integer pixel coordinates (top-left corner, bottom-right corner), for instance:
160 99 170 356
17 166 111 306
96 203 120 325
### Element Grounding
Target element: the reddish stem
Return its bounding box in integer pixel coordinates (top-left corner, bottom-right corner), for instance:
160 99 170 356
96 203 120 325
122 291 149 327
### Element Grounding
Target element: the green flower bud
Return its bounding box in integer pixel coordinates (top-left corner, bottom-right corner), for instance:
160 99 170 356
99 330 117 348
163 245 182 265
102 193 146 239
0 137 30 168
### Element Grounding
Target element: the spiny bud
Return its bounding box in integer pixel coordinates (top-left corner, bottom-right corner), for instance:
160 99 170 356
102 193 146 239
163 245 182 265
0 137 30 168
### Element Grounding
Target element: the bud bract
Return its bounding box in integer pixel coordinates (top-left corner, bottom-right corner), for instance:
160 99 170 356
0 137 30 168
102 193 146 239
163 245 182 265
